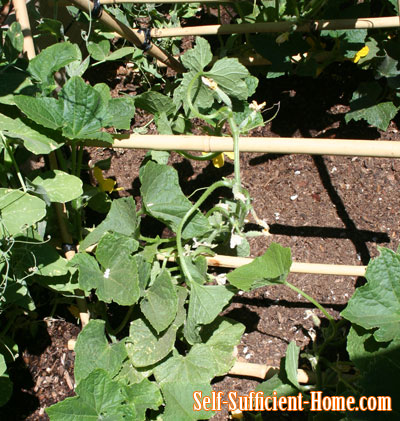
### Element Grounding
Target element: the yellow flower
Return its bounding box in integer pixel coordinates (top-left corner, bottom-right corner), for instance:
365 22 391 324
93 166 123 193
202 152 234 168
353 46 369 64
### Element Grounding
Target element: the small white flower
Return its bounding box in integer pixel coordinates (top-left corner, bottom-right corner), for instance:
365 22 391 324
104 268 111 279
249 100 266 112
215 273 227 285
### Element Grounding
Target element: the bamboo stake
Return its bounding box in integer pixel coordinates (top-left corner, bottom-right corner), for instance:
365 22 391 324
68 0 185 73
230 361 315 383
12 0 35 59
158 253 366 276
86 134 400 159
206 255 367 277
59 0 233 3
128 16 400 38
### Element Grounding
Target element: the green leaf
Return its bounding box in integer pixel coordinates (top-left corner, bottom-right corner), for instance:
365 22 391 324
0 189 46 236
14 96 64 130
80 197 138 250
74 320 127 385
256 373 298 397
36 18 64 39
181 36 213 71
46 369 136 420
342 247 400 342
11 235 69 277
227 243 292 291
347 325 400 419
135 91 176 116
285 341 300 389
87 39 110 61
185 282 235 344
28 42 81 90
126 287 187 367
106 46 135 61
0 354 12 407
140 269 178 334
124 378 163 421
0 113 61 154
161 383 214 421
206 58 250 101
345 82 399 131
104 97 135 130
59 76 111 141
140 161 210 239
4 22 24 62
71 244 140 306
156 317 244 384
32 170 83 203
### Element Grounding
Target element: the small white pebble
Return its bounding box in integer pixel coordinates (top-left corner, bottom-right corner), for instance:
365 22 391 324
243 346 248 354
378 197 382 201
356 254 361 261
294 170 301 175
290 194 298 201
238 290 244 295
245 354 252 360
331 166 337 173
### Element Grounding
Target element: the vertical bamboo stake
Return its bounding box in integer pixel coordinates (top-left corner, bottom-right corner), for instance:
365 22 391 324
12 0 35 59
13 2 89 326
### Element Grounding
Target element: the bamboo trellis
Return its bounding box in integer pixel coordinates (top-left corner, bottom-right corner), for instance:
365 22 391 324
88 135 400 158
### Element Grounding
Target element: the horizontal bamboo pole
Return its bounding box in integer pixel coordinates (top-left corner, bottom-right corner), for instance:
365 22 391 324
158 254 366 276
138 16 400 38
206 255 367 277
86 135 400 158
68 0 185 73
58 0 233 4
230 361 314 383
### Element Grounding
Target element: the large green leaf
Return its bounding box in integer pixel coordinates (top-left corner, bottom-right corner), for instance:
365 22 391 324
124 378 163 421
59 76 111 141
0 189 46 236
140 161 210 239
135 91 176 116
87 39 110 61
80 197 138 250
0 113 61 154
46 369 136 420
28 42 81 91
155 318 244 384
32 170 83 203
227 243 292 291
74 320 127 385
126 287 187 367
71 235 140 305
342 247 400 342
4 22 23 63
347 325 400 419
181 36 213 72
140 269 178 334
161 383 214 421
13 96 64 130
345 82 399 130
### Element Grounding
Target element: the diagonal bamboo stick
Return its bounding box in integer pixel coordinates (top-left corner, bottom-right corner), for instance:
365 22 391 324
68 0 185 73
85 134 400 159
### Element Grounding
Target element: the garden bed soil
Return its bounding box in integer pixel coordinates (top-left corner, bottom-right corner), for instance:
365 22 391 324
3 44 400 421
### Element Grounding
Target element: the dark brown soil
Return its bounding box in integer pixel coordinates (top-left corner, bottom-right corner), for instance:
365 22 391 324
4 13 400 421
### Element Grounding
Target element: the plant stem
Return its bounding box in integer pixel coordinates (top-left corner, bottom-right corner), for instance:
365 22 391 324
55 148 68 172
71 142 77 176
284 280 335 323
107 305 134 336
76 143 84 177
176 179 232 285
0 133 26 192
